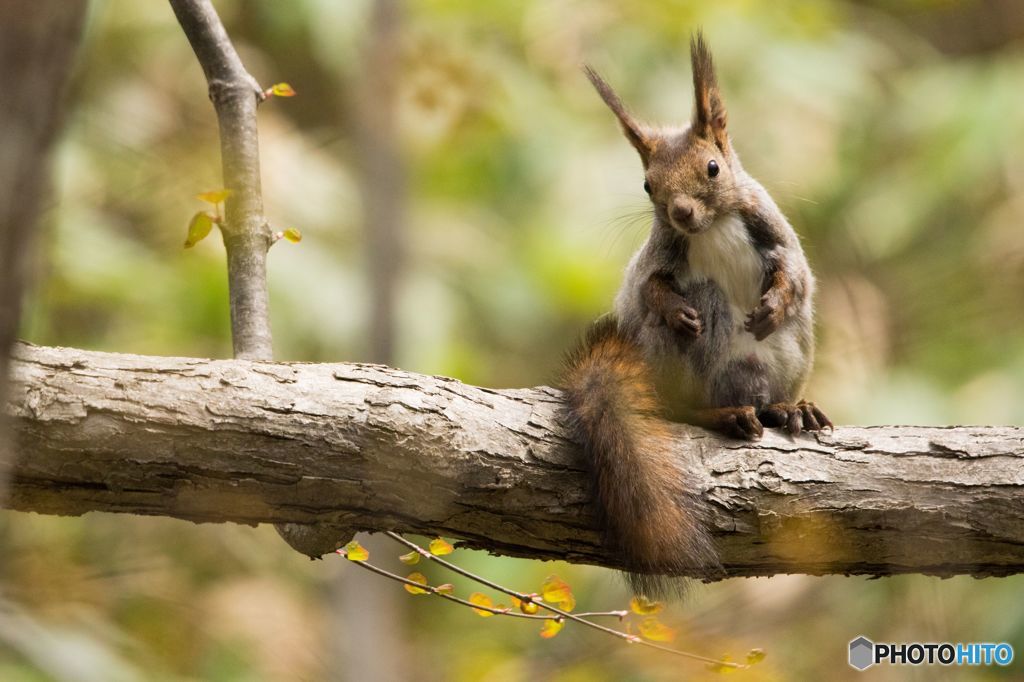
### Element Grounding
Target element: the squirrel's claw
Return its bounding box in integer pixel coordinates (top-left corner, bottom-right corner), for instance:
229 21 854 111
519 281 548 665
799 400 833 432
745 291 788 341
735 407 764 440
667 305 702 338
801 404 821 431
758 403 791 432
759 401 833 436
744 301 781 340
719 406 763 440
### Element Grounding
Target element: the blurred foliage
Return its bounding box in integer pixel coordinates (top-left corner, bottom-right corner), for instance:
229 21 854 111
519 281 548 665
5 0 1024 679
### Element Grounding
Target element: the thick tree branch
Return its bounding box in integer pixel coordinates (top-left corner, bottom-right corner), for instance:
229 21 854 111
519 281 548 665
6 343 1024 580
168 0 273 360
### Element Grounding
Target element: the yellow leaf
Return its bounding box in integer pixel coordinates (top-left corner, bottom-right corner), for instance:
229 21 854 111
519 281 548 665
519 600 539 615
429 538 454 555
196 189 231 204
343 540 368 562
282 227 302 243
270 82 297 97
436 583 455 595
630 595 664 615
707 656 737 675
184 211 214 248
638 616 677 643
468 592 495 617
539 619 564 639
746 648 766 665
403 572 428 595
398 551 419 565
541 575 573 605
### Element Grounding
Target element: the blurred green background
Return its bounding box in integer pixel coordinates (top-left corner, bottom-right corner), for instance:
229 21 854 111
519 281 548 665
4 0 1024 680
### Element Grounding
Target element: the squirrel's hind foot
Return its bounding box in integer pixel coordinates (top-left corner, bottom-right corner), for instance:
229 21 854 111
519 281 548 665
758 400 833 435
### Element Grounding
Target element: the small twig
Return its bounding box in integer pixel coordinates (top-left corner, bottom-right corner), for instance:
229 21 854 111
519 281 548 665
384 532 744 669
168 0 273 360
574 610 629 619
339 552 555 620
345 554 628 623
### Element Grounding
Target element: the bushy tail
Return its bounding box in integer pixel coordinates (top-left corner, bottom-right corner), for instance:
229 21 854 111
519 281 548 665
561 317 718 598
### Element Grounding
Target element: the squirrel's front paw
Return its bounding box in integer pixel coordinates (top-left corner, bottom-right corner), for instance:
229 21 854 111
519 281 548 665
745 294 784 340
699 406 763 440
666 305 702 338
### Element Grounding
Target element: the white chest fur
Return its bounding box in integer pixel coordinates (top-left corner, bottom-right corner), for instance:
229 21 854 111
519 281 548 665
676 213 802 371
683 213 762 312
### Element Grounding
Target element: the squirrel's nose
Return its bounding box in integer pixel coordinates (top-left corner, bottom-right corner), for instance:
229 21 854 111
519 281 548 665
670 200 694 225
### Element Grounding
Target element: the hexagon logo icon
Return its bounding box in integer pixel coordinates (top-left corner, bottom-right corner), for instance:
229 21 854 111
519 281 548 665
849 636 875 671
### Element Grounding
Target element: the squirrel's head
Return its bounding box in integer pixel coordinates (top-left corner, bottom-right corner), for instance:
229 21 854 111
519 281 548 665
586 32 737 236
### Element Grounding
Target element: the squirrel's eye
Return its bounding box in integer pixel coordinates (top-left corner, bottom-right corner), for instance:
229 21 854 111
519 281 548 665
707 159 720 178
643 180 652 195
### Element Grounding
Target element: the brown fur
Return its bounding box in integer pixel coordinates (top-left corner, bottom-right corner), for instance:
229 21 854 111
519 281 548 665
562 317 718 597
689 406 763 440
690 31 728 152
571 31 829 596
642 272 703 340
746 266 795 340
590 34 819 413
583 66 653 166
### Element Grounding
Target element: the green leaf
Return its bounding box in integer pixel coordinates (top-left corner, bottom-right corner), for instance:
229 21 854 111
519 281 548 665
343 540 369 561
184 211 215 248
269 82 296 97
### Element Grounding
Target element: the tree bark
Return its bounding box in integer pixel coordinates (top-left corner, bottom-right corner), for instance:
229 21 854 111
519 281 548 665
6 343 1024 580
168 0 273 361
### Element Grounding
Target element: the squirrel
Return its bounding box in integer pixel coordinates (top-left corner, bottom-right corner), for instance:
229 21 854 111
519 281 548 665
562 32 831 597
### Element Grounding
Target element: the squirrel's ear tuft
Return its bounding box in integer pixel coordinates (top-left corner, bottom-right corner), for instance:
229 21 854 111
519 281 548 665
584 65 653 166
689 31 729 152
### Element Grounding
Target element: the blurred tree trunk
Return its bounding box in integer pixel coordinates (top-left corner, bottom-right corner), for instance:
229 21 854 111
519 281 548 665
0 0 87 495
359 0 406 366
329 1 410 680
859 0 1024 55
